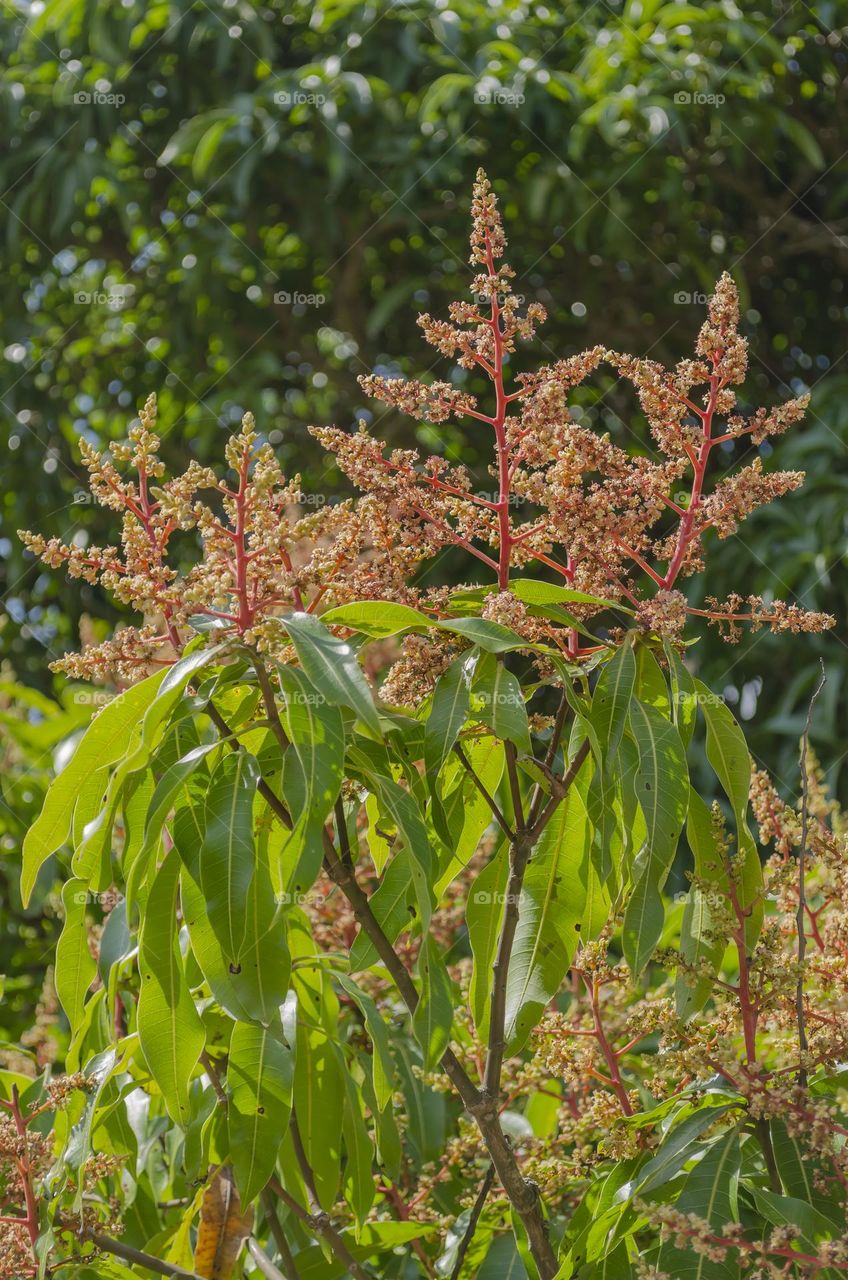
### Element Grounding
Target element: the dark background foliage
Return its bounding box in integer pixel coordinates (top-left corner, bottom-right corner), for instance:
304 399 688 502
1 0 847 1038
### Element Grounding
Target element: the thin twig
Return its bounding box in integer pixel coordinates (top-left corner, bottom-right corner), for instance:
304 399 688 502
200 1050 228 1107
527 690 569 828
527 739 591 843
449 1164 495 1280
247 1238 289 1280
85 1230 206 1279
504 740 525 831
268 1176 373 1280
797 661 826 1088
261 1190 302 1280
453 742 514 839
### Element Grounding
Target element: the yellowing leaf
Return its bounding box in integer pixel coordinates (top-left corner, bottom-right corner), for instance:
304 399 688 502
193 1167 254 1280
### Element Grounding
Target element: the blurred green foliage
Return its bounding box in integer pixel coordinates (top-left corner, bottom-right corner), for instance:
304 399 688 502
1 0 846 800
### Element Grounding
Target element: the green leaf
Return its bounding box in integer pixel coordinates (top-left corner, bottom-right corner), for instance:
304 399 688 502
294 1021 343 1211
281 611 381 734
467 843 509 1033
341 1067 376 1224
179 788 291 1025
72 644 225 888
321 600 433 638
676 790 729 1018
348 848 418 970
508 578 621 612
478 1232 530 1278
588 637 636 884
622 700 689 975
665 643 698 748
353 766 435 932
336 976 395 1110
436 737 504 893
277 665 345 893
228 1006 296 1204
634 644 670 714
592 637 636 756
140 743 217 865
137 848 204 1124
770 1121 817 1200
201 751 259 961
424 653 474 778
437 616 533 653
636 1100 741 1196
654 1130 741 1279
55 880 97 1034
471 652 531 752
192 117 231 180
21 669 168 904
504 759 594 1052
412 935 455 1069
697 684 763 948
752 1187 838 1251
48 1047 122 1210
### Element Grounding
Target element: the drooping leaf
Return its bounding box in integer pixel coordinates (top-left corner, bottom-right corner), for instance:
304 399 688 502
294 1021 344 1212
276 664 345 892
21 669 168 904
281 611 381 734
137 848 204 1124
436 616 534 653
591 636 636 757
588 637 636 883
665 642 698 748
676 789 729 1018
341 1067 376 1225
424 653 474 778
228 1013 295 1204
180 819 291 1027
336 975 395 1110
467 843 509 1033
321 599 433 638
201 751 259 962
412 935 455 1069
470 652 531 752
504 756 594 1052
348 847 418 971
436 736 505 892
352 763 435 932
622 699 689 976
653 1130 741 1279
47 1046 122 1209
193 1167 254 1280
55 880 97 1034
73 645 225 887
697 684 763 948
